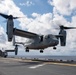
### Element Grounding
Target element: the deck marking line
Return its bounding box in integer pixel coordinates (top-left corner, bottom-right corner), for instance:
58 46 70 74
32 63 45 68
29 63 46 69
47 62 76 67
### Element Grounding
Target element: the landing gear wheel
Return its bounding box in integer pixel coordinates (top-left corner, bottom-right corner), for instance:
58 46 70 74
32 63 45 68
40 50 43 53
53 47 56 50
26 47 29 52
26 50 29 52
4 52 8 58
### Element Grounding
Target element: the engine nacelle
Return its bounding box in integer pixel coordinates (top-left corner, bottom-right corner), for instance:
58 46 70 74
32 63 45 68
59 30 66 46
7 19 14 41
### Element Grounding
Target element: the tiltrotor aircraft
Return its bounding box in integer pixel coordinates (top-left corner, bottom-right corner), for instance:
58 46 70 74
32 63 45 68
4 44 18 55
0 13 76 55
1 44 18 57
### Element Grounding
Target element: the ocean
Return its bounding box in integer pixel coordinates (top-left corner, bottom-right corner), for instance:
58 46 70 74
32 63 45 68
8 55 76 61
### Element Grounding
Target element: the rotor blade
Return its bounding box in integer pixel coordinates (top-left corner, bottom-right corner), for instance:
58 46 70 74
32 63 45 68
63 27 76 29
13 17 25 19
13 17 20 19
59 25 76 29
0 13 25 19
0 13 9 19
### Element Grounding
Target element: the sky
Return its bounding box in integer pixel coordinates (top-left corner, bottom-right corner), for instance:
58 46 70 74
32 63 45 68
0 0 76 56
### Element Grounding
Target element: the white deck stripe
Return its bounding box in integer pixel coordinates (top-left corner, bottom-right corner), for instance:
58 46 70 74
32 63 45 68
29 63 46 69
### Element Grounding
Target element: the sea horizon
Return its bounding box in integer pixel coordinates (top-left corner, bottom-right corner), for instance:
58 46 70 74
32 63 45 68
8 55 76 61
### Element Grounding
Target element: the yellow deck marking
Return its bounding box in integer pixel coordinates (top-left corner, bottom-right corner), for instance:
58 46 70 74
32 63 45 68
46 62 76 67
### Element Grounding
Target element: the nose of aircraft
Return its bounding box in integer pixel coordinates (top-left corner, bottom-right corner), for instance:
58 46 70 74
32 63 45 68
50 39 59 46
54 40 59 45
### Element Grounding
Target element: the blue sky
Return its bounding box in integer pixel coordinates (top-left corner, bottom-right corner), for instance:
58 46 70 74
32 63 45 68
13 0 73 22
0 0 76 56
13 0 53 16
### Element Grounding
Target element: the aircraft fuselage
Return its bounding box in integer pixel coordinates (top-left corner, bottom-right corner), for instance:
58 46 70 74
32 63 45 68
25 35 59 49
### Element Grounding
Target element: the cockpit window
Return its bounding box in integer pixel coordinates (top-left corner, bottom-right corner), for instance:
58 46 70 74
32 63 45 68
45 35 50 39
45 34 57 40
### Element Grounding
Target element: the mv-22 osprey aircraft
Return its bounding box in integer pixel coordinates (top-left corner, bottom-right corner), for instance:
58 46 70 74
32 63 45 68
0 13 76 55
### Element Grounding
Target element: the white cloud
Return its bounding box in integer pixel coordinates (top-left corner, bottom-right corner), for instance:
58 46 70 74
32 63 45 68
0 25 6 43
32 13 41 18
48 0 76 15
26 13 54 35
70 0 76 10
19 1 34 7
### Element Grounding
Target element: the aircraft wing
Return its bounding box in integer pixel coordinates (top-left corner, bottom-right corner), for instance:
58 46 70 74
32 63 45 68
13 28 39 39
55 34 63 37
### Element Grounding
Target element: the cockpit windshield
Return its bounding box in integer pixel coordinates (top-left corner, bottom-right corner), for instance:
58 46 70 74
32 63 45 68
45 34 56 40
45 34 51 39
